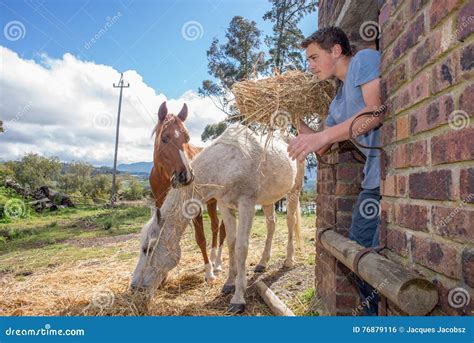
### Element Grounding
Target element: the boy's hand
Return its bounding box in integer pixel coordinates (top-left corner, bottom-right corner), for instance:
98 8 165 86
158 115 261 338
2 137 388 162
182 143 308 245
287 131 329 163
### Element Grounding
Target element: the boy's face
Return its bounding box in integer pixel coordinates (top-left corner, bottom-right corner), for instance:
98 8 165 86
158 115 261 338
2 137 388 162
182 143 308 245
306 43 337 80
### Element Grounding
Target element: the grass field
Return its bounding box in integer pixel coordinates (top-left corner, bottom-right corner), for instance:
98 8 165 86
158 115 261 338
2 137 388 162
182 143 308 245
0 202 320 316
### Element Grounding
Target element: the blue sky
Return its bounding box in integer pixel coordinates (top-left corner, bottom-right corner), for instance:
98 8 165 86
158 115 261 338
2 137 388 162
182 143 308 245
0 0 318 166
0 0 318 98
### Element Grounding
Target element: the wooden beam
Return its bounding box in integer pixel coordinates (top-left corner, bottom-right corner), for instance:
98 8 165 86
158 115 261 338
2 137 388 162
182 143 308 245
256 280 295 316
319 229 438 315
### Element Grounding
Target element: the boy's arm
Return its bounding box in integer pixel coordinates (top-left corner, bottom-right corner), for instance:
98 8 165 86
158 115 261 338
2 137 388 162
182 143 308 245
288 77 381 162
298 120 333 155
322 78 382 145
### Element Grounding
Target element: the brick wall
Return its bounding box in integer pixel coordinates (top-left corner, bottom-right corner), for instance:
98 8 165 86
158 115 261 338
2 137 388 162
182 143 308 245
315 148 365 315
379 0 473 315
315 0 473 316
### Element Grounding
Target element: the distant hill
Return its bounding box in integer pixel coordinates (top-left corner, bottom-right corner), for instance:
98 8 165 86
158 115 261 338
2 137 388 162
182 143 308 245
117 162 153 175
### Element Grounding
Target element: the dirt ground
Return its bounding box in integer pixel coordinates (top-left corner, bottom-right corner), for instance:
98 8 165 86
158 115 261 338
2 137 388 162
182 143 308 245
0 210 320 316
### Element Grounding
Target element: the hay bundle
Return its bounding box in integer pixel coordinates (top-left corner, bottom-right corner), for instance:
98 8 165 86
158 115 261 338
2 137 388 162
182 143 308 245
232 70 336 131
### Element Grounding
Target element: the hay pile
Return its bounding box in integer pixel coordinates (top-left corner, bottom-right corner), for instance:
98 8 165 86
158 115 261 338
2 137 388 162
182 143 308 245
232 70 336 131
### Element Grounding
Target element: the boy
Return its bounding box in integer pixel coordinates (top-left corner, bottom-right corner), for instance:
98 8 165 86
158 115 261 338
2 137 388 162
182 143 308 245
288 26 382 315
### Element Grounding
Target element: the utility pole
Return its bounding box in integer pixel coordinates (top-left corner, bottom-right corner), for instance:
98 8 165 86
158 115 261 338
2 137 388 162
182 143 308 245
110 73 129 207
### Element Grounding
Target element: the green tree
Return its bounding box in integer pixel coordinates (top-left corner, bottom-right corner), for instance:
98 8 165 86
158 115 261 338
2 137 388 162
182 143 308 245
122 178 144 201
263 0 317 72
11 153 61 190
199 16 267 117
201 122 228 142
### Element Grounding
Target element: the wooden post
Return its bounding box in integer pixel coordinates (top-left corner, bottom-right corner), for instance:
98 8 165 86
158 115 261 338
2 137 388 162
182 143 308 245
318 229 438 315
256 281 295 316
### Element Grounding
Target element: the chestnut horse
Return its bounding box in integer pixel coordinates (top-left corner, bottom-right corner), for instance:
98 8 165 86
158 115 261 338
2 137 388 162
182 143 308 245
149 101 225 282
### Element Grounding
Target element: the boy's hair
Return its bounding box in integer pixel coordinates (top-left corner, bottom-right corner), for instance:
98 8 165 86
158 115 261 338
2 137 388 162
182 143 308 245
301 26 352 56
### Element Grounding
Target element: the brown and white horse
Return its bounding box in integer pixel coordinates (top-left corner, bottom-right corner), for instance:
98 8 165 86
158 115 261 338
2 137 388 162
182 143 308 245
149 101 225 282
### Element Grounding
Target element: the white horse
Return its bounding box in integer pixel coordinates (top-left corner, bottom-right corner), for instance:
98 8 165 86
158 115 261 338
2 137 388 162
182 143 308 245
131 125 304 313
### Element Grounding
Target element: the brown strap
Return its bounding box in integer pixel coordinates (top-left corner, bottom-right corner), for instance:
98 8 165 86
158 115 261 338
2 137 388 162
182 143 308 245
316 227 334 245
353 244 386 276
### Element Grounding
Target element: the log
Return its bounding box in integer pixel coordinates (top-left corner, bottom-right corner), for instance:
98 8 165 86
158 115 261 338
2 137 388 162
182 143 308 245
319 229 438 315
256 280 295 316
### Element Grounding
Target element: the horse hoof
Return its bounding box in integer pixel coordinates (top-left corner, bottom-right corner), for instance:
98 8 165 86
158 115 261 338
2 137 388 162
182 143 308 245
228 303 245 314
213 265 223 274
283 259 295 268
254 265 266 273
221 284 235 294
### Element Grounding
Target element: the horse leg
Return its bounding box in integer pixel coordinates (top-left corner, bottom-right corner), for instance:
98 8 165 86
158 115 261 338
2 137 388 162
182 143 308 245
192 213 215 283
219 205 237 295
255 204 276 273
229 199 255 313
284 192 298 268
206 199 221 273
215 220 226 273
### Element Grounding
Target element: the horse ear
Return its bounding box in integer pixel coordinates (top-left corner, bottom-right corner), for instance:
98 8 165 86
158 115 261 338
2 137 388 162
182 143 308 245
177 103 188 122
158 101 168 122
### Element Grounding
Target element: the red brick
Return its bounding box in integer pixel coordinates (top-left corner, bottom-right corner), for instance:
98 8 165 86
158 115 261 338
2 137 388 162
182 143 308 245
408 140 428 166
380 6 407 50
394 203 429 231
390 141 427 168
411 235 461 279
459 83 474 115
396 115 409 140
462 248 474 288
407 0 429 20
431 128 474 165
432 278 474 315
429 0 462 29
409 170 454 200
431 51 461 94
460 168 474 203
409 94 455 135
336 165 361 182
386 227 408 256
457 1 474 41
460 43 474 75
411 31 441 75
335 183 360 196
432 205 474 243
392 13 425 61
379 2 392 28
336 197 356 212
382 174 407 197
410 72 430 104
385 62 407 94
381 120 395 145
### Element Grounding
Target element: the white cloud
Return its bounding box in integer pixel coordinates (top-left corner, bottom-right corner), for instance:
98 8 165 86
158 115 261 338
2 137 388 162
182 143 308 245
0 46 227 166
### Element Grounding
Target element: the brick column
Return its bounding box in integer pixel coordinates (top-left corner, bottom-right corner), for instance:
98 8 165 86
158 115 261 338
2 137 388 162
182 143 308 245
379 0 474 315
315 146 364 315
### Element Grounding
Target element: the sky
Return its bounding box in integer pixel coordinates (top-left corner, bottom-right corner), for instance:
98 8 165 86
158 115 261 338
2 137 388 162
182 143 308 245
0 0 318 166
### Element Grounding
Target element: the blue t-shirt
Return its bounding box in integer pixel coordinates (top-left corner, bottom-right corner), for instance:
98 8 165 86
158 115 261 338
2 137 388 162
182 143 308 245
325 49 381 189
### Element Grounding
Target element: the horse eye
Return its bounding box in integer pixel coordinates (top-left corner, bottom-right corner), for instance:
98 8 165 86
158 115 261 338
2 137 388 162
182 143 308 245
161 136 169 144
